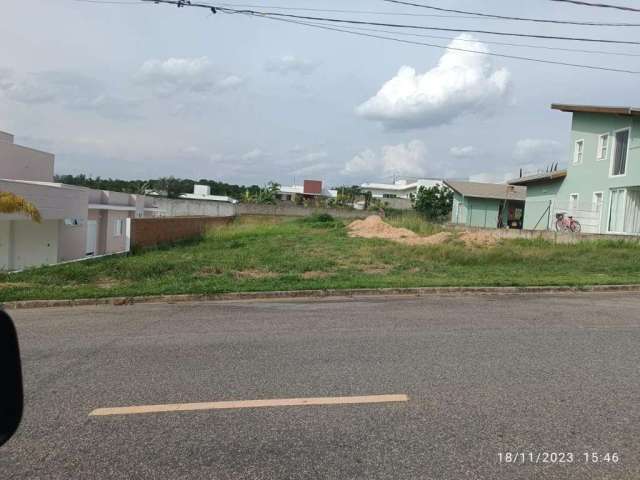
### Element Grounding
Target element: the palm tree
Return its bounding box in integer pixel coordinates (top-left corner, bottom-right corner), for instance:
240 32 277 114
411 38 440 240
0 192 42 223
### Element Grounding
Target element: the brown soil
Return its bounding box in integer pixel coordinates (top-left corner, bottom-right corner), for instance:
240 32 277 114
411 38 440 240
348 215 501 248
234 269 280 280
0 282 33 289
195 266 224 277
301 271 333 279
348 216 453 246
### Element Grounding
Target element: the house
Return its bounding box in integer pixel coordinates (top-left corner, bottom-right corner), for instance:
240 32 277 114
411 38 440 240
445 180 526 229
511 104 640 234
276 180 337 202
360 178 443 200
179 184 238 204
0 130 158 270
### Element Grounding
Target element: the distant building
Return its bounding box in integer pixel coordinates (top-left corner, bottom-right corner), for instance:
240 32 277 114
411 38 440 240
179 184 238 204
276 180 337 202
0 130 158 271
360 178 443 200
446 180 526 229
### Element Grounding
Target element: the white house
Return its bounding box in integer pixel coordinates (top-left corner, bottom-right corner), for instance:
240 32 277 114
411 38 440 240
360 178 444 200
179 184 238 204
0 130 158 271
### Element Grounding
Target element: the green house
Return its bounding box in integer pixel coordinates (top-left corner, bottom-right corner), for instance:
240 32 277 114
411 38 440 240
512 104 640 234
445 180 526 229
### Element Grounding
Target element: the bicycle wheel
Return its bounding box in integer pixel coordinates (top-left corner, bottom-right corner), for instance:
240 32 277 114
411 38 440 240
555 219 564 232
570 220 581 233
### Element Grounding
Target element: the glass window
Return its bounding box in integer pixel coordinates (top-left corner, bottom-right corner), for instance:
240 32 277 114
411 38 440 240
114 219 123 237
574 140 584 164
612 130 629 176
597 134 609 160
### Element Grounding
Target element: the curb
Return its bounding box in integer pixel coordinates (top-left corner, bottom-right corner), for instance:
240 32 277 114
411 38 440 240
2 284 640 310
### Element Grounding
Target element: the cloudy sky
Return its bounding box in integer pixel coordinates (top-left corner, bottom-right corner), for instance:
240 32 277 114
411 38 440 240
2 0 639 186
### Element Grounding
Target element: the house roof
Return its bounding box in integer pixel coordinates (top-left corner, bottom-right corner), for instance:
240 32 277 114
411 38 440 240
508 170 567 186
361 178 442 191
444 180 526 201
551 104 640 116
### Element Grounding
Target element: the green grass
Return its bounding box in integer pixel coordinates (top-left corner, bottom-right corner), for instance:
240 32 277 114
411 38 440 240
2 216 640 302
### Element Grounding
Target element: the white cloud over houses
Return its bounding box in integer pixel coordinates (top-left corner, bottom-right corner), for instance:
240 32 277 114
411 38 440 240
514 138 564 165
265 55 318 75
449 145 478 158
356 34 511 130
134 57 243 97
343 140 428 177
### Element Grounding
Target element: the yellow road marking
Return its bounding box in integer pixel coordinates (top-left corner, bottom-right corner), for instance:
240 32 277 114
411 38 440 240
89 394 409 416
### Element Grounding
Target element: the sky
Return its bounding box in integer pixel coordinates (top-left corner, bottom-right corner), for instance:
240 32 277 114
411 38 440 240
1 0 639 187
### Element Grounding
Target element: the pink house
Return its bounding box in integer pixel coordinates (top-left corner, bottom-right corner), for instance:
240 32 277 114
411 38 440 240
0 130 158 270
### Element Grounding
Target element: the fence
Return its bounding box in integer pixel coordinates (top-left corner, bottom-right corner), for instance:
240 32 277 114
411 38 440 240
236 203 369 219
130 216 233 249
153 197 236 218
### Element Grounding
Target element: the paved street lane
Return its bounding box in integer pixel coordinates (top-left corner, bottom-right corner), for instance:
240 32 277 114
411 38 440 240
2 293 640 479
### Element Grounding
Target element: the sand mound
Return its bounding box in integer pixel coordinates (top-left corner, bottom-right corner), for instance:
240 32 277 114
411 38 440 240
348 215 418 240
348 216 453 246
348 215 501 247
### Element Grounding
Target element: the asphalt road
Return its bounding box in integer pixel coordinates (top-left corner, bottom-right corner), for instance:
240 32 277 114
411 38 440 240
2 292 640 479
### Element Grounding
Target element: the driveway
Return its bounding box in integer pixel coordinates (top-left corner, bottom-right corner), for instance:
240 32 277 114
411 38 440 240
2 293 639 479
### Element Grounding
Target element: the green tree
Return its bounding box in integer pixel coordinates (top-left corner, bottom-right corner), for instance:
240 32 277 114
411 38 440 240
413 185 453 221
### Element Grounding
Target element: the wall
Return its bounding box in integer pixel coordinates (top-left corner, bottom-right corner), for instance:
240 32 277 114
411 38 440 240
379 197 413 210
103 210 130 254
12 220 59 270
556 112 640 233
522 180 564 230
0 221 9 270
130 216 233 249
0 140 55 182
236 203 368 219
154 197 236 218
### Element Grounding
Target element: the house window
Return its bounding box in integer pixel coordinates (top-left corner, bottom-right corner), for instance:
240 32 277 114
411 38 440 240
592 192 603 216
114 219 123 237
383 194 397 199
597 134 609 160
573 140 584 164
569 193 579 214
611 129 629 176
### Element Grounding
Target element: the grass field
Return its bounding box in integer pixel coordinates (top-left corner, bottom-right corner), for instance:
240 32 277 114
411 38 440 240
2 214 640 302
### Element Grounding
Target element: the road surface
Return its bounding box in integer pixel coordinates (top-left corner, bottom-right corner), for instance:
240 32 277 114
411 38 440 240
2 293 640 479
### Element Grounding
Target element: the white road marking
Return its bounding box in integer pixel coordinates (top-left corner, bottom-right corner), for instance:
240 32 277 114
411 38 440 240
89 394 409 416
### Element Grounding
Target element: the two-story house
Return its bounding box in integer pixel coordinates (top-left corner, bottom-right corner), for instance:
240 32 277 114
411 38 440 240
511 104 640 234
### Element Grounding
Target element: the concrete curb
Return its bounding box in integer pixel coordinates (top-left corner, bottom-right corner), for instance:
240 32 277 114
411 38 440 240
2 284 640 310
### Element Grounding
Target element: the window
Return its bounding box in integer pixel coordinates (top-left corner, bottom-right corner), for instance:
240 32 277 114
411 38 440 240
597 134 609 160
569 193 579 214
573 140 584 164
611 129 629 176
383 193 397 199
113 219 123 237
592 192 603 216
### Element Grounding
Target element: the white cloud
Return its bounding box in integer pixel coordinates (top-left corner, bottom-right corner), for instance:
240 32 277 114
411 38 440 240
343 140 427 177
514 138 563 165
0 69 139 119
449 145 477 158
468 171 512 184
356 34 511 130
241 148 266 161
134 57 243 97
265 55 317 75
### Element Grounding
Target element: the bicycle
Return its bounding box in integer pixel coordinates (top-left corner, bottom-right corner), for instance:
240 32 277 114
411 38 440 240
555 212 581 233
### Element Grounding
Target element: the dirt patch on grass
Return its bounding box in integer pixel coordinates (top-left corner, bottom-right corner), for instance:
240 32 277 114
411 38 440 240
459 231 499 247
0 282 34 289
94 278 122 289
234 269 280 280
301 271 333 279
361 264 392 275
195 266 224 277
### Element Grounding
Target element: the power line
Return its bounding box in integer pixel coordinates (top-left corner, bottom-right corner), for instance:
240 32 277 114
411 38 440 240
216 3 482 19
384 0 640 26
549 0 640 12
142 0 640 45
70 0 145 4
295 19 640 57
257 15 639 74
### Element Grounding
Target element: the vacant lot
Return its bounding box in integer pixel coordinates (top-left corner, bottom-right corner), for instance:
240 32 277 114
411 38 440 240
2 215 640 302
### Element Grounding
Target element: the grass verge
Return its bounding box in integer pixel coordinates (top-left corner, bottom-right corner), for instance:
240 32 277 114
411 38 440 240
2 216 640 302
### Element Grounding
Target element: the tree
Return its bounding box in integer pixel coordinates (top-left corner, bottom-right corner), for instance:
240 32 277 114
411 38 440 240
0 192 42 223
413 185 453 221
255 181 280 204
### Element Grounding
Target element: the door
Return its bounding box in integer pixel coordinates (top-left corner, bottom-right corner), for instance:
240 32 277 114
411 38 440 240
608 189 626 233
593 192 603 233
86 220 97 256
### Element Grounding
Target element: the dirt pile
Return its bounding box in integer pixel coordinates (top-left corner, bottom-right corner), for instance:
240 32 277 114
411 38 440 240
347 216 453 246
348 215 501 247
